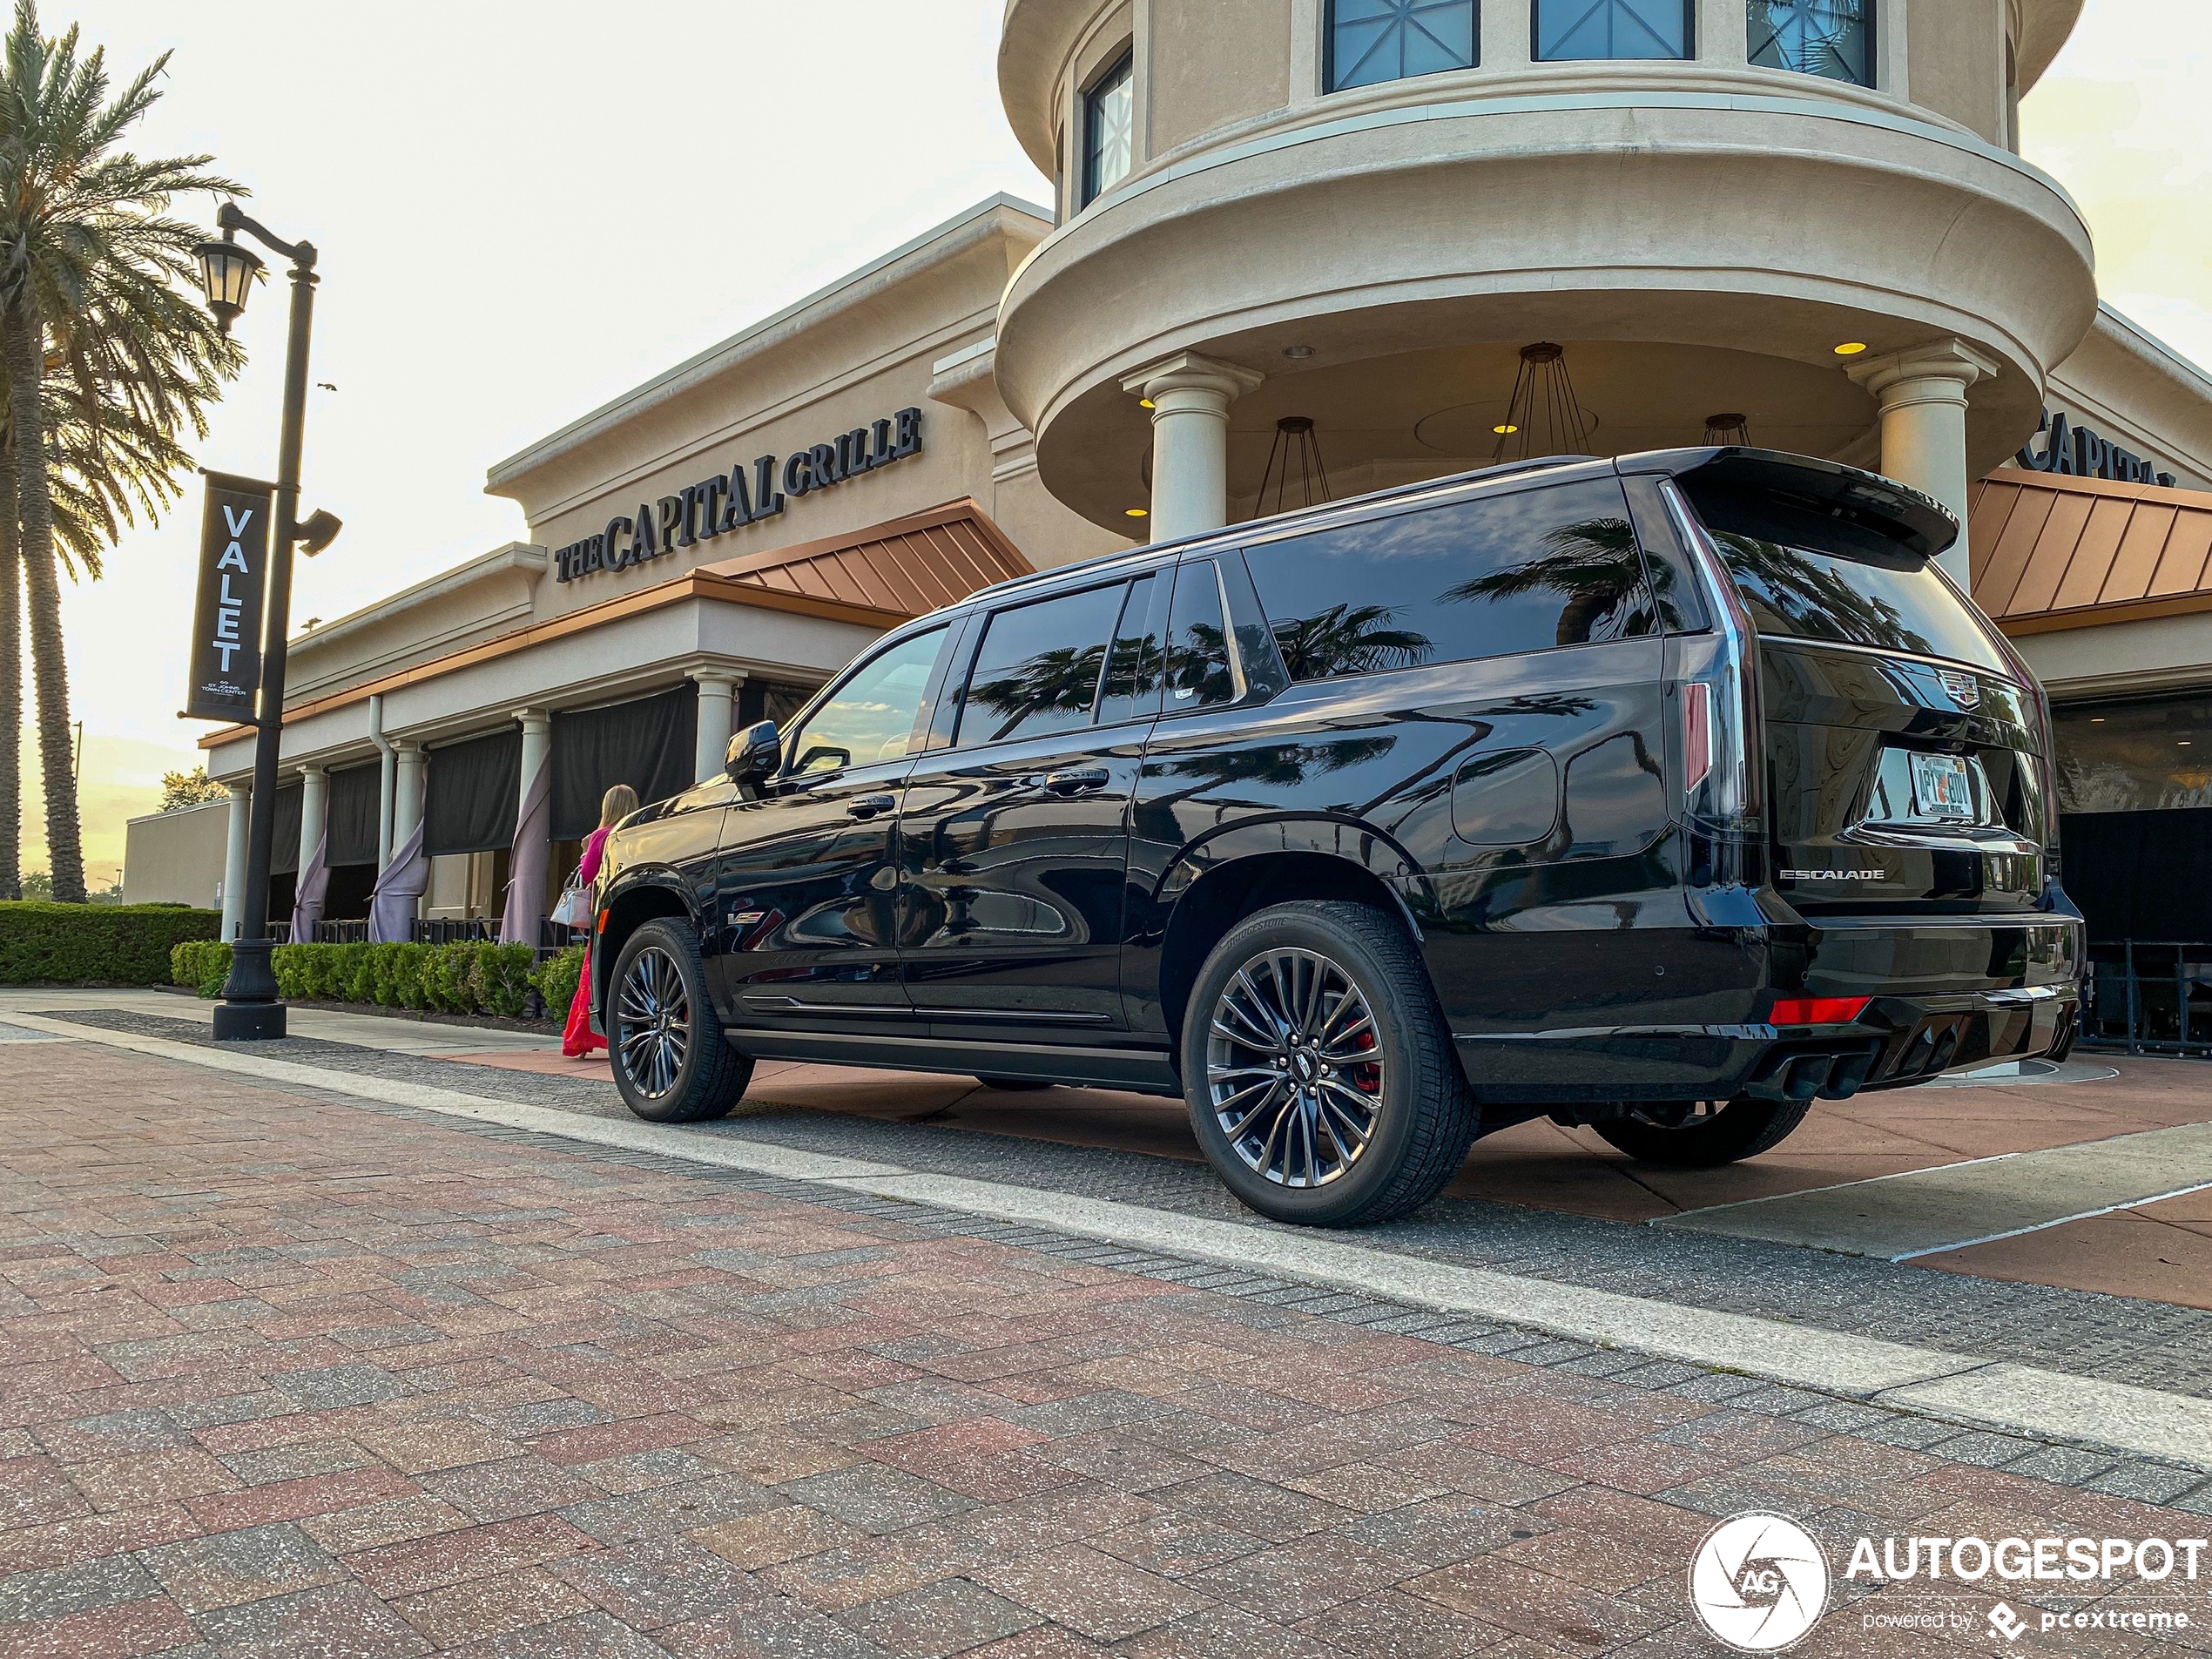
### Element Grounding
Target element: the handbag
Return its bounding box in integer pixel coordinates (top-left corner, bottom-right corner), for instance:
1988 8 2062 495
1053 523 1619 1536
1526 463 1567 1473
551 868 593 931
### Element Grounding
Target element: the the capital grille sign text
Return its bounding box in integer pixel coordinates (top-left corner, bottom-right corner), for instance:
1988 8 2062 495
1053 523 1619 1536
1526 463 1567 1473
553 407 924 583
184 472 276 723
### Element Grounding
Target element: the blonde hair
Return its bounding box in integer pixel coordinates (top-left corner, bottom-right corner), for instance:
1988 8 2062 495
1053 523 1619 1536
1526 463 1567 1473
599 783 640 829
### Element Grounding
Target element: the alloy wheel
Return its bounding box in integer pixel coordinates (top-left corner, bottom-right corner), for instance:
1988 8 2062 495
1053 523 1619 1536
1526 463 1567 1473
1205 948 1385 1189
616 946 691 1101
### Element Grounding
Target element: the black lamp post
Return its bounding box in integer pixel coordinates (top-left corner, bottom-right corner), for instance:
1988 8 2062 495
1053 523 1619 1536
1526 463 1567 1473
194 202 342 1042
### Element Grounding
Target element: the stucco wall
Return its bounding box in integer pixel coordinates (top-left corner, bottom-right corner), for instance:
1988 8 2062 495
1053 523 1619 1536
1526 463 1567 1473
124 800 229 910
486 202 1052 627
1909 0 2009 145
1148 0 1291 158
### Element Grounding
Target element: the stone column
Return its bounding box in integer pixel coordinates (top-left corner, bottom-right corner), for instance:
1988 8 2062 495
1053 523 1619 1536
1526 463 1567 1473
501 711 553 948
297 765 327 879
691 670 744 783
392 742 426 846
1123 353 1265 543
1847 340 2000 589
220 782 250 942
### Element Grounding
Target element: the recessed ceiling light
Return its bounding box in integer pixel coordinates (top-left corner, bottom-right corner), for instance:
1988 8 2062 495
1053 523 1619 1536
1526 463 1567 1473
1834 341 1870 356
1493 423 1520 435
1139 399 1156 409
1125 508 1149 518
1283 346 1315 359
2091 717 2106 723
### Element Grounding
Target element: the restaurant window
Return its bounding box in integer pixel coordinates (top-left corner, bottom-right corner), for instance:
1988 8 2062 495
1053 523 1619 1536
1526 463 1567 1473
1327 0 1478 91
1747 0 1872 87
1082 52 1134 206
1534 0 1691 60
2054 695 2212 816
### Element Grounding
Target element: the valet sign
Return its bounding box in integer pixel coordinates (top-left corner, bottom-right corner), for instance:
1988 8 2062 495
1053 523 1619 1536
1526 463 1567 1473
553 406 925 583
183 471 276 723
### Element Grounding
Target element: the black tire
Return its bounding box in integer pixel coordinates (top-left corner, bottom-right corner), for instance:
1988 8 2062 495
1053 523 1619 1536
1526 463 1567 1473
607 919 754 1123
974 1076 1053 1092
1182 900 1478 1227
1591 1097 1810 1167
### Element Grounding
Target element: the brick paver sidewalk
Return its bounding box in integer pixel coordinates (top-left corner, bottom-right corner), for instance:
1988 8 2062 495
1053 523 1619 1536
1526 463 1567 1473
1 1044 2203 1657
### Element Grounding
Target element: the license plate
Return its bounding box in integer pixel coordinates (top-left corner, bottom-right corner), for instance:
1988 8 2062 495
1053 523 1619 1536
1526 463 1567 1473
1909 752 1974 821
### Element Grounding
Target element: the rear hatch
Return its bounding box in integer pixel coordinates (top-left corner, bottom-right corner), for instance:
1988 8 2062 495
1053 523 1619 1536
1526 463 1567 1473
1677 462 2051 916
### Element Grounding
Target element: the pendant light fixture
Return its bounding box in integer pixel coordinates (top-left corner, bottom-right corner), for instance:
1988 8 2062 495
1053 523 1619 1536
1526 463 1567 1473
1257 416 1332 517
1492 342 1592 462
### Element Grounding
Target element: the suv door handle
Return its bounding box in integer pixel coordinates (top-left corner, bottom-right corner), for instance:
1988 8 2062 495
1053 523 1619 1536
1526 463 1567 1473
846 794 897 819
1044 768 1110 795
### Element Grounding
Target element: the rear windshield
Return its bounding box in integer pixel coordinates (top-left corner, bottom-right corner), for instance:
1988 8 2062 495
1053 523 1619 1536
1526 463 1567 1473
1693 489 2007 672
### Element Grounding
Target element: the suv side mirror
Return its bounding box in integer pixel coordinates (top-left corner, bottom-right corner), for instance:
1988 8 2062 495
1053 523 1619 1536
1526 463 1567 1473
726 720 782 786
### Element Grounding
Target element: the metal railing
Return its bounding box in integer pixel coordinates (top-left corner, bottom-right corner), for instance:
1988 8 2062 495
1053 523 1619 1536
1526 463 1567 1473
2080 941 2212 1058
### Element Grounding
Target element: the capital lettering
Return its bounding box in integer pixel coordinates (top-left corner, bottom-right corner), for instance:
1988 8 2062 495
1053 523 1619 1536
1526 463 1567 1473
753 455 785 519
217 541 250 574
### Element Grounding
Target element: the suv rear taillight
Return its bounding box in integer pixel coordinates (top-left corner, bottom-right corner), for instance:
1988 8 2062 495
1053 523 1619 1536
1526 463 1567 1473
1661 481 1761 836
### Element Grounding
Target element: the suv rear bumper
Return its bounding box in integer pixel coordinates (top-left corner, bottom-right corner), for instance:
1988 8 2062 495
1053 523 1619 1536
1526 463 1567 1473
1744 984 2078 1103
1453 913 2083 1112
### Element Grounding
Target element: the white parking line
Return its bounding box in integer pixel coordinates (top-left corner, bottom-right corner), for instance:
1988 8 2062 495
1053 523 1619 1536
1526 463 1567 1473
1657 1123 2212 1261
17 1010 2212 1474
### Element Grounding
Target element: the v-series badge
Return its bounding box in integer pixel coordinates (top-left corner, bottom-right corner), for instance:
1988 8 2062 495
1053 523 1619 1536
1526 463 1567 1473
552 408 924 583
1782 867 1888 880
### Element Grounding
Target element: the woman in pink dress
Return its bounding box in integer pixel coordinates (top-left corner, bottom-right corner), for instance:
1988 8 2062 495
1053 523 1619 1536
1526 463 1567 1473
563 784 639 1058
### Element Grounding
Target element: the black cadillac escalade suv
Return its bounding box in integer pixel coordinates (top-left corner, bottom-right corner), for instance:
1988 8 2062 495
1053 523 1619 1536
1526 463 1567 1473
590 448 2082 1227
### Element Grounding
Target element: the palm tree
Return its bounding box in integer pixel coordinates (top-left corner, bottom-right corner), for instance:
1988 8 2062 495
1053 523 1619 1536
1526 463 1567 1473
0 263 232 903
0 2 238 900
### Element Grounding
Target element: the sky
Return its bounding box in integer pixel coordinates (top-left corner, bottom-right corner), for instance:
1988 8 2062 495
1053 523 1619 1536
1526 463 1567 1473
25 0 2212 885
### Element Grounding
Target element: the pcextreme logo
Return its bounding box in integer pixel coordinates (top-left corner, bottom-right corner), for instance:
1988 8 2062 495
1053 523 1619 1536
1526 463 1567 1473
1689 1514 1831 1652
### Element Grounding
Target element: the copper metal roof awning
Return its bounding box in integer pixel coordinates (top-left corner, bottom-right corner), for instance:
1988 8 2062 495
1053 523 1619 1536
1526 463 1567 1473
698 499 1034 628
1972 469 2212 635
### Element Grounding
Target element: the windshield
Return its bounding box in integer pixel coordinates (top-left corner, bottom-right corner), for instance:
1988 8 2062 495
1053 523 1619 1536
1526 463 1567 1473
1709 531 2009 672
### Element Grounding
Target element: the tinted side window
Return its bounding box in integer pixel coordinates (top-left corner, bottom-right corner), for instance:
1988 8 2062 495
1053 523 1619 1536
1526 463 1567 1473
957 583 1124 746
792 626 947 778
1165 562 1237 710
1097 573 1164 728
1247 480 1657 684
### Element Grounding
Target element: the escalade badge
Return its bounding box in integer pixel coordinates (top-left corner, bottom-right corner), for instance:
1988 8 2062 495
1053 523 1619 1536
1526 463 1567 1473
1938 669 1981 709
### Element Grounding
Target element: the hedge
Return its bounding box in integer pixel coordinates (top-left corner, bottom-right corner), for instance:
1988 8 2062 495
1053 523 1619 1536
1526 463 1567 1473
172 938 587 1022
0 901 219 985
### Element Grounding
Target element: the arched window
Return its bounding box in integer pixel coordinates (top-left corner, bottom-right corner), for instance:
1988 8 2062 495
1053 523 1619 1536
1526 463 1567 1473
1748 0 1873 87
1326 0 1479 93
1534 0 1692 60
1082 52 1134 206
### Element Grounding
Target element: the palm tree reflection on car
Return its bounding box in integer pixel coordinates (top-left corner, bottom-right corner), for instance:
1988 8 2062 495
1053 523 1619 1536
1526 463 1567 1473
1713 530 1935 656
1442 517 1656 647
970 642 1112 742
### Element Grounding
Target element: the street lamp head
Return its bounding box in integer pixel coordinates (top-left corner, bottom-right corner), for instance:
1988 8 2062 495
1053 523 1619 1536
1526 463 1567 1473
296 509 342 556
193 235 263 334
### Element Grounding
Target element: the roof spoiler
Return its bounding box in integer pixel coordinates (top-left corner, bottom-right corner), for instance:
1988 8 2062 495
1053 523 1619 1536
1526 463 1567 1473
1618 447 1960 562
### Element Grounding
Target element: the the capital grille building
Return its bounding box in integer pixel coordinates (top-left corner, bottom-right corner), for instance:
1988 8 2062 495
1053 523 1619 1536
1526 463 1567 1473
127 0 2212 1049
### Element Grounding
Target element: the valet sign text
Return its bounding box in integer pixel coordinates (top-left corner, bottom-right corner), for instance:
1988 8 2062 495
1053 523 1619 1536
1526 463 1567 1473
1688 1513 2204 1654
